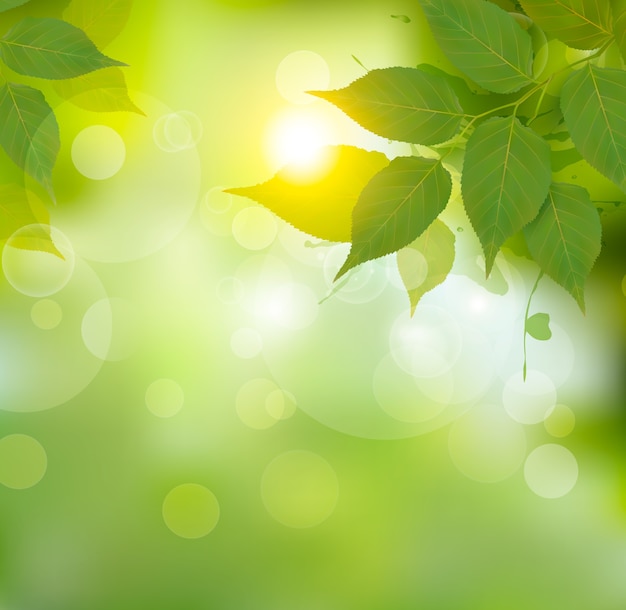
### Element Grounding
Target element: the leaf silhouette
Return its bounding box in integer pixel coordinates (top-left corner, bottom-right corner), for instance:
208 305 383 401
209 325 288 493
63 0 134 49
525 312 552 340
336 155 452 279
462 115 551 276
0 17 126 80
226 145 389 242
418 0 534 93
310 67 465 145
0 82 59 200
524 182 602 312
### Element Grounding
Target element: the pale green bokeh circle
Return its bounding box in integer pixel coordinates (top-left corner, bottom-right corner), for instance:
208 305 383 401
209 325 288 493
236 378 283 429
261 450 339 528
230 327 263 359
31 299 63 330
275 50 330 105
0 434 47 489
524 444 578 499
145 379 184 418
162 484 220 539
544 404 576 438
71 125 126 180
232 207 278 251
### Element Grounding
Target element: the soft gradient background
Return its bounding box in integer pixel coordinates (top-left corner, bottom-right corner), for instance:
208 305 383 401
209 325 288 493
1 1 626 608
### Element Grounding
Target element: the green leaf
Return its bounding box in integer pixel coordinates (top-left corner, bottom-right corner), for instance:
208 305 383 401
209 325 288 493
309 67 465 145
462 115 551 275
336 156 452 279
0 82 59 200
0 17 126 80
518 0 613 50
523 182 602 312
390 14 411 23
225 146 389 242
525 312 552 340
612 0 626 63
52 67 144 114
398 218 456 314
551 147 583 172
63 0 133 49
418 0 534 93
8 223 66 259
0 0 31 12
561 64 626 192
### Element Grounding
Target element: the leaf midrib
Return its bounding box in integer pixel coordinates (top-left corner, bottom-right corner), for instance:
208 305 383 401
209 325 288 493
552 0 612 37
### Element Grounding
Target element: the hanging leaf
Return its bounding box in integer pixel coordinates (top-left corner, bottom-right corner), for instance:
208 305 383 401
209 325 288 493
0 17 126 80
309 67 465 145
518 0 613 50
562 64 626 192
52 67 144 114
335 156 452 279
225 146 389 242
613 0 626 63
524 182 602 313
0 0 31 11
418 0 534 93
8 223 66 258
462 115 551 276
0 82 59 200
391 14 411 23
63 0 134 49
398 218 456 314
525 312 552 340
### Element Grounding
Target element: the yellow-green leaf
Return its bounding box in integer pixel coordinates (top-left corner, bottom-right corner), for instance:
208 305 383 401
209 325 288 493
612 0 626 62
0 0 31 12
63 0 133 49
225 146 389 242
526 312 552 340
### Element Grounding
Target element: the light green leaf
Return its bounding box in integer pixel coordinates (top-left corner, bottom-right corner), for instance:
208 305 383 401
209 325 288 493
519 0 613 50
612 0 626 62
462 115 551 276
52 67 144 114
0 0 31 12
336 156 452 279
9 224 66 259
0 82 59 200
0 17 126 80
225 146 389 243
63 0 133 49
561 64 626 192
309 67 465 145
398 218 455 314
418 0 534 93
525 312 552 340
523 182 602 312
390 14 411 23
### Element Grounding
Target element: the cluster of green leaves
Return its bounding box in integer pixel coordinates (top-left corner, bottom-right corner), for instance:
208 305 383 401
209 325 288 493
231 0 626 324
0 0 136 256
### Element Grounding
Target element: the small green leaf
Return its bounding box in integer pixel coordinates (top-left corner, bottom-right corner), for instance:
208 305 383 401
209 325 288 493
519 0 613 50
391 14 411 23
336 156 452 279
398 218 456 314
462 115 551 276
561 64 626 192
418 0 534 93
309 67 465 145
225 146 389 242
9 223 66 259
525 312 552 340
0 82 59 200
524 182 602 313
52 67 144 114
63 0 133 49
0 0 31 12
0 17 126 80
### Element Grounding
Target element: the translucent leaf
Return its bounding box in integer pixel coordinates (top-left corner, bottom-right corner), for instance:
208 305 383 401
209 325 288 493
0 0 31 11
561 65 626 192
225 146 389 242
52 67 144 114
613 0 626 63
309 67 465 145
523 182 602 312
519 0 613 50
418 0 534 93
9 224 66 259
336 156 452 279
398 218 455 314
0 17 126 80
390 14 411 23
462 115 551 275
526 312 552 340
63 0 133 49
0 82 59 200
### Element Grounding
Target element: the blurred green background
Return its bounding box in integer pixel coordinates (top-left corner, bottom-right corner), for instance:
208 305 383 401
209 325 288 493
1 1 626 608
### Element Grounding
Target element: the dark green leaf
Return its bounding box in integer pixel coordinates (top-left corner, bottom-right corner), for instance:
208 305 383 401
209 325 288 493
336 156 452 279
524 182 602 312
0 82 59 200
0 0 31 12
462 115 551 275
63 0 133 49
225 146 389 243
418 0 534 93
519 0 613 50
398 218 455 314
0 17 126 80
551 147 583 172
561 65 626 192
612 0 626 63
526 312 552 340
309 67 465 145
